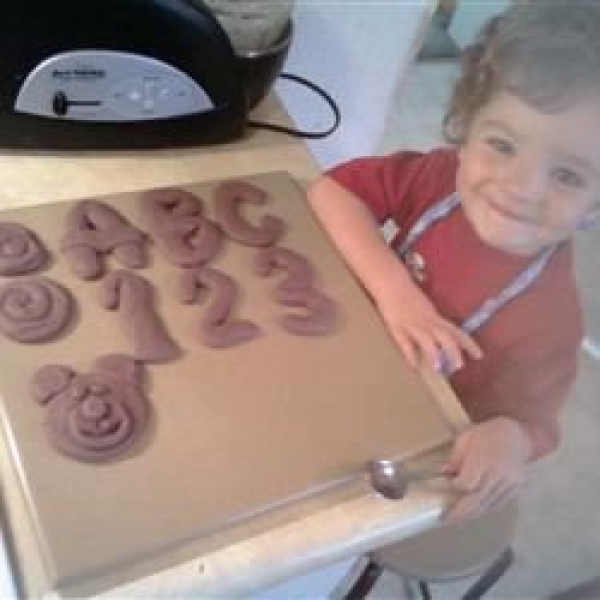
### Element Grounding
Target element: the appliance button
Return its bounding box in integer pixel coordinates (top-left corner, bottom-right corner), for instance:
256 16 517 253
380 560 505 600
144 80 158 96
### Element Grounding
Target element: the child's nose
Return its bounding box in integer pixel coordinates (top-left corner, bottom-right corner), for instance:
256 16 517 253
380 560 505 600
502 159 547 204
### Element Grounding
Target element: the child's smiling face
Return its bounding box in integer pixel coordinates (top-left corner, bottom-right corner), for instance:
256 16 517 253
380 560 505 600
456 90 600 256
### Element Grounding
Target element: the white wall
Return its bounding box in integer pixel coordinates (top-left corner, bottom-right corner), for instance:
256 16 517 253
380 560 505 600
276 0 435 169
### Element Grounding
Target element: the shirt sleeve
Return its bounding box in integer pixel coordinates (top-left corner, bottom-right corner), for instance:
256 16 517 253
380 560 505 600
325 149 457 225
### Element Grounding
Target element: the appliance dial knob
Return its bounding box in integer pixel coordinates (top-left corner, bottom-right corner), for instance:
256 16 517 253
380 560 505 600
52 92 69 116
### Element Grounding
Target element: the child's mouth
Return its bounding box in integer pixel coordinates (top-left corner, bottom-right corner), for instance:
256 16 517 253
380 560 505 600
488 200 537 225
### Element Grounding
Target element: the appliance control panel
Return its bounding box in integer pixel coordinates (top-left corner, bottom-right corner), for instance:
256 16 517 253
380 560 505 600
15 50 214 121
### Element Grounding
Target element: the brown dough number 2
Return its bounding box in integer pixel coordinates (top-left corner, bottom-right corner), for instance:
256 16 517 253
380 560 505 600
178 266 262 348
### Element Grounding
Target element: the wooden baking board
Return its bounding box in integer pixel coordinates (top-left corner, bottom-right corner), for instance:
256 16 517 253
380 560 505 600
0 171 458 594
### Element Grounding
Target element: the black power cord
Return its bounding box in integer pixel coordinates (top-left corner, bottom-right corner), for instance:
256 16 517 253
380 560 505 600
246 72 341 139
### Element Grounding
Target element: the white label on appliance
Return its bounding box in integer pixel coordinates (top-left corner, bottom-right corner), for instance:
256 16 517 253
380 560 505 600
15 50 214 121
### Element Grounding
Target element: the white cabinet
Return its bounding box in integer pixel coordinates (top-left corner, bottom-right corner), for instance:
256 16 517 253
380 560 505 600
248 557 357 600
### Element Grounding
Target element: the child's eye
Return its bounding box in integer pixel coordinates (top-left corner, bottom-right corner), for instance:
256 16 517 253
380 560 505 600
552 167 586 188
485 136 514 154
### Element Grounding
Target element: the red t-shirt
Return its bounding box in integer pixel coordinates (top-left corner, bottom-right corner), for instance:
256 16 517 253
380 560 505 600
327 147 583 458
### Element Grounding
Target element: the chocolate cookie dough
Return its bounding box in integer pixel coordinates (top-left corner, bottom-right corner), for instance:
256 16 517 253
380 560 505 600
178 266 261 348
214 180 285 246
254 246 338 336
254 246 316 291
0 276 73 343
61 200 146 279
0 222 46 275
100 270 179 363
139 187 222 267
31 354 150 463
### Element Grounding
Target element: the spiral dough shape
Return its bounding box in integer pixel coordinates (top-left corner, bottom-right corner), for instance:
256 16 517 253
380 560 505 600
0 222 47 275
31 355 149 463
0 276 73 343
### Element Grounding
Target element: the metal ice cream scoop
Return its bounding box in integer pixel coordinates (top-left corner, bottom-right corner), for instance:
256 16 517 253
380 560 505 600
367 459 445 500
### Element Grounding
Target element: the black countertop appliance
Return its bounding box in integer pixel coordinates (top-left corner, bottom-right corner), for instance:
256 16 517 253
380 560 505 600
0 0 279 149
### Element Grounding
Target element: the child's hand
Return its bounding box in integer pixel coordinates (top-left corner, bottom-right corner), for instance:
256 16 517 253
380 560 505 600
441 417 532 523
375 282 482 373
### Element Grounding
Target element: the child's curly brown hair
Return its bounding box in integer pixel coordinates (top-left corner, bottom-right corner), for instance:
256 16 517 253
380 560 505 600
442 0 600 145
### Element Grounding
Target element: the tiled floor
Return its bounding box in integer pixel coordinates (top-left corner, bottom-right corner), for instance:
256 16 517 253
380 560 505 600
366 62 600 599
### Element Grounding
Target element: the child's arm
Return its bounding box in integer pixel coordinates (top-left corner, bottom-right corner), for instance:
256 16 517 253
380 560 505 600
442 325 579 521
307 175 482 372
